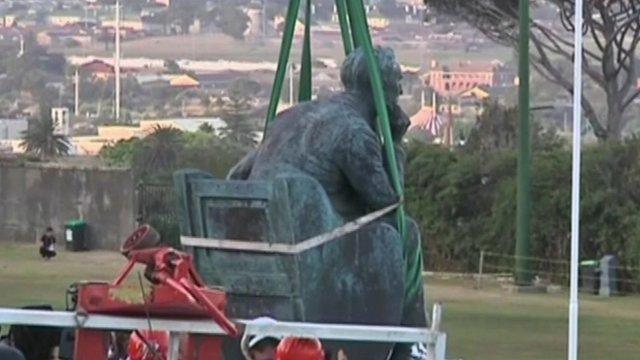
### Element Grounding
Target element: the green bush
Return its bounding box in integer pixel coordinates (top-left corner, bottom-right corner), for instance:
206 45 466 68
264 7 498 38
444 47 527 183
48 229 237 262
406 138 640 290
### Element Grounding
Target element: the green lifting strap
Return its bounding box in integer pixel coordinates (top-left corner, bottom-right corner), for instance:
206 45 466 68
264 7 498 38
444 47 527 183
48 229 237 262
335 0 353 55
345 0 361 49
298 0 312 102
264 0 302 133
347 0 424 303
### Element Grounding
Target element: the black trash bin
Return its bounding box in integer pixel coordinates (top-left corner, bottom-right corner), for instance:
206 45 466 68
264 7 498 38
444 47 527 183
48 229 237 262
579 260 600 294
65 220 87 251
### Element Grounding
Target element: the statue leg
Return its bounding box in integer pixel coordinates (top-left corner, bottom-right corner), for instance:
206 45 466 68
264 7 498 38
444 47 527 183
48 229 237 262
304 222 405 360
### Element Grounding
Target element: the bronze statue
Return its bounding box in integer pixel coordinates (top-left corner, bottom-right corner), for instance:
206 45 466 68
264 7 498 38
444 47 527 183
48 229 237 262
227 46 427 359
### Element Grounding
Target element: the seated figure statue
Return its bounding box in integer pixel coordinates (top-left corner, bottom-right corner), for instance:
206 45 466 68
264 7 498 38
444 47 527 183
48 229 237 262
228 46 428 360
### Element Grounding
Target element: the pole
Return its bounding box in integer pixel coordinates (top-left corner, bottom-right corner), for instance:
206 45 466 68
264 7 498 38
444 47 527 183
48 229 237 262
298 0 312 102
477 250 485 289
515 0 532 286
568 0 583 358
289 62 294 105
263 0 302 132
74 68 80 116
335 0 353 55
262 0 267 38
114 0 121 122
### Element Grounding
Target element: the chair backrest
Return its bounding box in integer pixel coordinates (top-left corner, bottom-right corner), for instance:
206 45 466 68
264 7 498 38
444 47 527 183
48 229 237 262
173 169 340 320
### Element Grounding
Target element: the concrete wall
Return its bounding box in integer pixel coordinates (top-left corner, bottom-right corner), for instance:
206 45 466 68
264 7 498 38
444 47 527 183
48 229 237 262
0 163 136 250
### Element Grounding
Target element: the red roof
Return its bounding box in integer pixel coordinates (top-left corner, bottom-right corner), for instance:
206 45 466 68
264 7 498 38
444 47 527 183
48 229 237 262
80 59 114 74
80 60 137 75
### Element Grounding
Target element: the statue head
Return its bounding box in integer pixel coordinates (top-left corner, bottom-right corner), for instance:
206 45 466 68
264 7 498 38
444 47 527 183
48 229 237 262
341 46 407 139
340 46 403 108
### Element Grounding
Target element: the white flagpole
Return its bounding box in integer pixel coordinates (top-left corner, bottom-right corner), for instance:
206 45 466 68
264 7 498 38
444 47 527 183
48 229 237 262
568 0 583 359
115 0 121 122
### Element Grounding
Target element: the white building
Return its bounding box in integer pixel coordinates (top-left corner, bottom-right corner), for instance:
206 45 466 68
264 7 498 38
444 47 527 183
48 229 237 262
0 119 28 140
51 107 70 136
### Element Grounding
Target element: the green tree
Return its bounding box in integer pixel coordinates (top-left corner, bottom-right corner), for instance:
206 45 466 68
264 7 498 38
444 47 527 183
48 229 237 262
427 0 640 141
20 107 70 158
464 101 564 153
135 125 185 177
169 0 203 34
100 138 141 167
198 122 214 133
164 59 181 73
206 5 251 40
220 79 260 147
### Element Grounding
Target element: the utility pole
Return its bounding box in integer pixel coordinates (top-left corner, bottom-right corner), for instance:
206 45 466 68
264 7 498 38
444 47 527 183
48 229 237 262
262 0 267 38
74 68 80 116
515 0 532 286
17 34 24 58
114 0 121 122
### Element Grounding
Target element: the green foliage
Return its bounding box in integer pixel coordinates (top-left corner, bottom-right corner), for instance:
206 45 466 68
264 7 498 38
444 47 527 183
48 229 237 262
169 0 204 34
207 5 251 40
136 125 185 176
100 125 250 182
164 59 181 73
406 138 640 289
463 101 564 153
20 105 70 158
0 36 63 102
198 122 214 133
219 78 260 147
100 138 138 167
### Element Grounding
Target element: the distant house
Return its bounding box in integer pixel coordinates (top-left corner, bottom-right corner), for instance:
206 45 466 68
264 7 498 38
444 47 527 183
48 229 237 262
79 59 137 81
274 15 304 36
459 86 491 101
37 25 92 47
1 15 18 28
424 60 516 97
197 71 244 91
0 119 28 140
48 13 83 27
101 19 145 32
367 16 390 31
170 74 200 89
80 59 115 80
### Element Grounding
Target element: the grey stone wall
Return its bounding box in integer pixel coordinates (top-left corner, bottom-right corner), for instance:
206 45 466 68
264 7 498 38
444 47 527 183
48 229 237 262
0 163 136 250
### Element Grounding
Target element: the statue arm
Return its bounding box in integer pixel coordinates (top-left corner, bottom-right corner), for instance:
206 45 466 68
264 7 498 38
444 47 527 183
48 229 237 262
226 150 257 180
339 128 399 210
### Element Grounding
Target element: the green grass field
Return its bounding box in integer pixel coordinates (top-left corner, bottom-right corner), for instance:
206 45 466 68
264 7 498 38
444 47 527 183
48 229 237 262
1 244 638 360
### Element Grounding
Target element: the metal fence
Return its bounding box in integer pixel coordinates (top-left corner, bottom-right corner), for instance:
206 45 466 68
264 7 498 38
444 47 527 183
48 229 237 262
136 182 181 248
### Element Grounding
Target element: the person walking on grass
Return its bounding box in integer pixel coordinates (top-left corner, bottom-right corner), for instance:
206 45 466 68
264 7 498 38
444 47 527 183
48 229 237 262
39 227 57 260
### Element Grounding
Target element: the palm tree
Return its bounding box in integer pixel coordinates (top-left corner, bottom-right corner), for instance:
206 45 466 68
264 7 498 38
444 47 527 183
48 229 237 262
20 111 70 158
136 125 184 177
198 122 214 133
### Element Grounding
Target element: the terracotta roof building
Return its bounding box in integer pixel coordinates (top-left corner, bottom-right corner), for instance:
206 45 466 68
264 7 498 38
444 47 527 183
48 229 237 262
424 60 516 97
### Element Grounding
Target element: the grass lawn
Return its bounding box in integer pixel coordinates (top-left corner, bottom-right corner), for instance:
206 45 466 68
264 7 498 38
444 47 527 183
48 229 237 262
0 243 126 309
1 244 638 360
427 276 640 360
